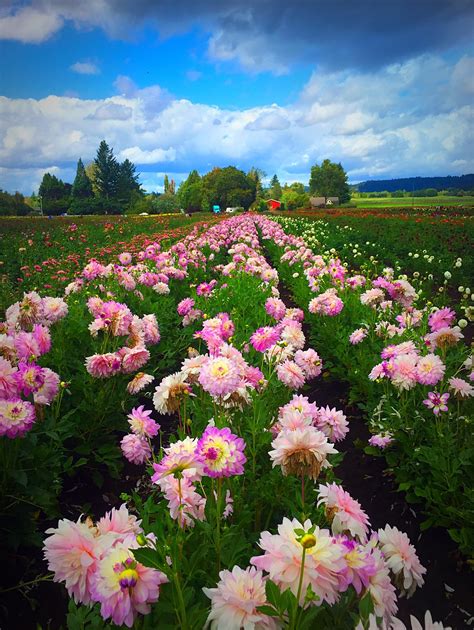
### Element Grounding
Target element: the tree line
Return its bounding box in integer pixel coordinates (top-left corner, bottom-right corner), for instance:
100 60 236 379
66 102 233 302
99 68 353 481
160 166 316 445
1 146 351 215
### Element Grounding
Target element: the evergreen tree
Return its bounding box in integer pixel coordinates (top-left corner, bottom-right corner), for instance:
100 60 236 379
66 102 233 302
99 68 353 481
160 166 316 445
94 140 120 200
164 174 170 194
71 158 93 199
269 174 282 200
117 159 141 202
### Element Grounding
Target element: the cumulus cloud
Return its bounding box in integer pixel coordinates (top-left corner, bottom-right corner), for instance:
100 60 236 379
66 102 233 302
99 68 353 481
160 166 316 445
0 54 473 192
89 103 132 120
70 61 100 75
1 1 473 74
0 6 63 43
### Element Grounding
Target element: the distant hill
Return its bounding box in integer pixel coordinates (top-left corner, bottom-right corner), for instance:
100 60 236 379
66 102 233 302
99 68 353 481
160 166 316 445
356 174 474 193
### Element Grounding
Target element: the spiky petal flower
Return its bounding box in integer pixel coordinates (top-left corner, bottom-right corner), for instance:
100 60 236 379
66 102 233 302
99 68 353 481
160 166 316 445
153 372 192 414
43 518 112 605
120 434 151 465
0 398 36 438
377 525 426 597
317 484 370 541
251 518 346 605
198 357 241 397
276 360 306 389
203 565 279 630
196 426 246 478
269 427 337 480
127 406 159 438
91 546 168 628
314 406 349 442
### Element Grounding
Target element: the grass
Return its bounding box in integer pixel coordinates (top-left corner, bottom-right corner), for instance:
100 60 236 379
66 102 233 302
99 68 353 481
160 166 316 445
350 195 474 207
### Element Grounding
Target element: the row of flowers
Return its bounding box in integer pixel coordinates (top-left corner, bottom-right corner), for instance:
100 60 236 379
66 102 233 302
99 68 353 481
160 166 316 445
29 215 450 628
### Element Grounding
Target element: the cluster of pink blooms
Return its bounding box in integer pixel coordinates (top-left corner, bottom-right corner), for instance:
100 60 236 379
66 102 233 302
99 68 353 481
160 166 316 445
150 425 245 528
85 298 159 386
0 291 65 438
120 406 160 464
43 504 168 627
369 342 447 391
272 394 348 443
309 288 344 316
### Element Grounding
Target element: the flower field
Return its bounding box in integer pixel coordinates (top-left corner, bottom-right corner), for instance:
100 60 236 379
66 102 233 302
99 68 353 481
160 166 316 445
1 212 473 629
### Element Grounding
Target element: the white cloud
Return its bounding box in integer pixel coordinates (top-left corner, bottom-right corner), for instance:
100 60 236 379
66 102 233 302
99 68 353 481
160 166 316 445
0 6 63 44
70 61 100 75
0 55 473 193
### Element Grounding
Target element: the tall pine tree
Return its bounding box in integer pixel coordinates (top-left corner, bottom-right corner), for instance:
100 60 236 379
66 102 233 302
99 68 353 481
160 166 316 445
94 140 120 200
71 158 93 199
117 159 141 202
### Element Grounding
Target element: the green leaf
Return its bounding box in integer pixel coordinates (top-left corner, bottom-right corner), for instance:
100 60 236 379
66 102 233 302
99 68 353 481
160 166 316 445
133 547 165 571
256 605 279 617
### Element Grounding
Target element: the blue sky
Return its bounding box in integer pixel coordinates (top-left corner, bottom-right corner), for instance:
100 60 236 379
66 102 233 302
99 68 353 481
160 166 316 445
0 1 473 194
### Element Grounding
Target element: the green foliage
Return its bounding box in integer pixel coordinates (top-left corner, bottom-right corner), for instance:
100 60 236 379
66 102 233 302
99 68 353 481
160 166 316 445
94 140 120 201
309 159 350 203
0 189 33 216
177 171 205 212
71 159 93 199
268 174 282 200
152 193 179 214
202 166 256 209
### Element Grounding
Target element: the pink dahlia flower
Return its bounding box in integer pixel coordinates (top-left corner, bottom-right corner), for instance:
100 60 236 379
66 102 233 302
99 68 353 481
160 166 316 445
32 324 52 355
0 357 18 398
276 360 306 389
97 504 142 539
390 354 418 391
120 434 151 465
127 406 159 438
292 349 320 378
85 353 122 379
15 361 45 396
41 297 68 324
269 427 337 480
448 377 474 398
416 354 445 386
367 547 398 621
317 483 370 541
198 356 241 397
160 476 206 528
349 328 368 345
251 518 346 606
377 525 426 597
196 426 246 478
338 538 377 595
44 518 112 605
368 434 394 449
126 372 154 394
428 307 456 332
120 346 150 374
314 406 349 442
203 565 278 629
0 398 36 438
91 547 168 628
265 297 287 321
33 367 60 405
250 327 281 353
152 437 203 483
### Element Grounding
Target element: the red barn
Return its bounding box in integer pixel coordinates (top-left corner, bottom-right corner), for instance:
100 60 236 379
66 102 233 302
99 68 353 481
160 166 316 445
266 199 281 211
